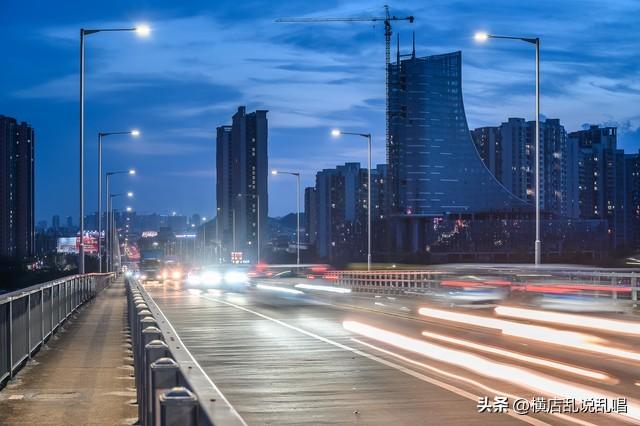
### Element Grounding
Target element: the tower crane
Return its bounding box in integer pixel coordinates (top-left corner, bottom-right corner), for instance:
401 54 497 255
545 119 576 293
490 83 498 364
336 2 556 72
276 5 415 153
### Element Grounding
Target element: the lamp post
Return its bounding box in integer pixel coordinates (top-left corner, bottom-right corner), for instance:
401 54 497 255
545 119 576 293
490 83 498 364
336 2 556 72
98 130 139 272
105 170 135 272
332 129 373 271
272 170 301 266
79 24 149 274
475 32 541 265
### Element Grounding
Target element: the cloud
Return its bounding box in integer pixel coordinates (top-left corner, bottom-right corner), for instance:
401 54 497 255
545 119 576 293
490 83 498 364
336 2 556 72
106 139 210 156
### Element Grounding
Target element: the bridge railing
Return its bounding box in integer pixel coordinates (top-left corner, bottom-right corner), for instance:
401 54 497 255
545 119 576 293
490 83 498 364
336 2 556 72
127 278 245 426
0 273 114 389
335 269 640 304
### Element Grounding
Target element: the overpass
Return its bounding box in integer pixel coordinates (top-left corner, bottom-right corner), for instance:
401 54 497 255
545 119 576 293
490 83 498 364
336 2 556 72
1 267 639 425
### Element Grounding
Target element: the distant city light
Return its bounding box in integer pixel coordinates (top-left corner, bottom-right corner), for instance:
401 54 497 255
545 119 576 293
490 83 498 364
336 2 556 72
127 192 134 197
126 207 132 212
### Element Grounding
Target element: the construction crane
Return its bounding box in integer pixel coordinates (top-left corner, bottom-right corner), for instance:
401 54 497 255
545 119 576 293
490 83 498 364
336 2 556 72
276 5 415 153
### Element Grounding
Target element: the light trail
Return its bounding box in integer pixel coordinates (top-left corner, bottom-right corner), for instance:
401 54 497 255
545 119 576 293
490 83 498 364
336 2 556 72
344 320 640 423
494 306 640 336
255 283 304 295
294 283 351 293
418 307 640 363
352 338 592 426
420 330 613 382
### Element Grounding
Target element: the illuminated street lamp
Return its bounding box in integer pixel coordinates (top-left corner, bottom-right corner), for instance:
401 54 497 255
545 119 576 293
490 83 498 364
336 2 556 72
475 31 541 265
97 130 139 272
79 24 149 274
272 169 301 266
331 129 373 271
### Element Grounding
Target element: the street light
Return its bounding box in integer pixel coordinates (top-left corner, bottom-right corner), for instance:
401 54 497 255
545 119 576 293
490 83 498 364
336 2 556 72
79 24 149 274
474 32 542 265
105 170 135 272
331 129 373 271
97 130 139 272
272 170 301 266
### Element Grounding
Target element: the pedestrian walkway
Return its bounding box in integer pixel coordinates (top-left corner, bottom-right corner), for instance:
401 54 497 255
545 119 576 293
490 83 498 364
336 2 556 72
0 278 137 425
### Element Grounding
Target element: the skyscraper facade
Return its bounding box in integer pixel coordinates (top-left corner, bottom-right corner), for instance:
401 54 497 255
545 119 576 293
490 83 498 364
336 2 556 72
471 118 570 217
388 51 530 217
0 115 35 258
569 126 627 248
311 163 366 262
216 107 268 262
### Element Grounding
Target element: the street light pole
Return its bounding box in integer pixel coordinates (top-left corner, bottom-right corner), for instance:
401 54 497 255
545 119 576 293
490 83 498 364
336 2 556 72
272 170 301 266
78 24 149 275
534 38 541 265
98 130 139 272
79 29 85 274
331 129 373 271
474 32 541 265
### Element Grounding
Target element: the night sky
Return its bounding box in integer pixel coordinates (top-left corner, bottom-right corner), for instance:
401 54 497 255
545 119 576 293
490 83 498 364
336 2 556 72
1 0 638 223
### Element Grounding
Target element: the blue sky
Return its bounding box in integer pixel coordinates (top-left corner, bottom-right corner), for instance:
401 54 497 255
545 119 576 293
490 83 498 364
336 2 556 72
1 0 639 222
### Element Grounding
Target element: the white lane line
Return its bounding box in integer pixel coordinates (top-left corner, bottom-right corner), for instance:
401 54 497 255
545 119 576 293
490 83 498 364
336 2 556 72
142 289 248 426
200 295 553 426
352 339 598 426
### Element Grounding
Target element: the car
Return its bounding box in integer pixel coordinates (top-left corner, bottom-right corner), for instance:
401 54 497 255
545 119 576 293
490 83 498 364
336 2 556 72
184 265 250 291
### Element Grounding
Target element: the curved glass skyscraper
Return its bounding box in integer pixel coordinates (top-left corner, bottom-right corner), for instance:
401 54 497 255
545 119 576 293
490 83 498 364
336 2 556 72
388 51 531 216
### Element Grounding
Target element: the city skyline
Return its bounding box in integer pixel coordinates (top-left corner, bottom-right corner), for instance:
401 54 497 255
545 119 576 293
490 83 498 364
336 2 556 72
1 0 638 221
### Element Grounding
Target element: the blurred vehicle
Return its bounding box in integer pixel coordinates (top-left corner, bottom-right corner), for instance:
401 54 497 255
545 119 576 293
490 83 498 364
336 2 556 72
534 294 631 313
433 286 507 308
160 261 184 285
184 265 250 291
139 258 162 284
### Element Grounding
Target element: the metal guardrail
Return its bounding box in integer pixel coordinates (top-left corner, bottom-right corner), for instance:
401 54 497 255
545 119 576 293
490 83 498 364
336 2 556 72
126 278 246 426
335 269 640 303
0 273 114 389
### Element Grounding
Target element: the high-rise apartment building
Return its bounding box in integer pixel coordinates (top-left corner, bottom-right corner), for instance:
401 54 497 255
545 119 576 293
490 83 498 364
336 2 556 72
569 126 626 248
471 118 570 217
0 115 35 258
216 107 268 262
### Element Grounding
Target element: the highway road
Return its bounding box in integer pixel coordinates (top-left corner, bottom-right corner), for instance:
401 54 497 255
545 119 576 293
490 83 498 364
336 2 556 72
142 278 640 425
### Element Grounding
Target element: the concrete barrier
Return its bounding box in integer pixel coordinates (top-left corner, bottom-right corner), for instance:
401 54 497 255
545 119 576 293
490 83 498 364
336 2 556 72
126 277 245 426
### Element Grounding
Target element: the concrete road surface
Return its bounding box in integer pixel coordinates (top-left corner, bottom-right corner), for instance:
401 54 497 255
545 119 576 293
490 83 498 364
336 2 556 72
143 278 640 426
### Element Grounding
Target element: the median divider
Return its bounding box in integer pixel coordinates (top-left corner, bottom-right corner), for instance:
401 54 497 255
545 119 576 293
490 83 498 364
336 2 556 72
126 278 246 426
0 273 114 390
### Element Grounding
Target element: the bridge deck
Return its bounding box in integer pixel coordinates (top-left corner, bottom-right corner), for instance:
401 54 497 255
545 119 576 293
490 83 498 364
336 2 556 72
0 279 136 425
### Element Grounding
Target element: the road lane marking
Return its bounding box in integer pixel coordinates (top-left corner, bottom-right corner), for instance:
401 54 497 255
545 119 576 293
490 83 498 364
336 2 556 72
351 339 599 426
142 290 248 426
201 294 552 425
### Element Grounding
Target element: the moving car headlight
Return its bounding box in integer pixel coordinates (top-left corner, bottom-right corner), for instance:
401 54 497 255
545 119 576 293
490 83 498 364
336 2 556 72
224 271 248 284
124 271 133 278
140 274 147 280
162 271 168 279
172 270 182 280
134 272 140 279
201 271 222 285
